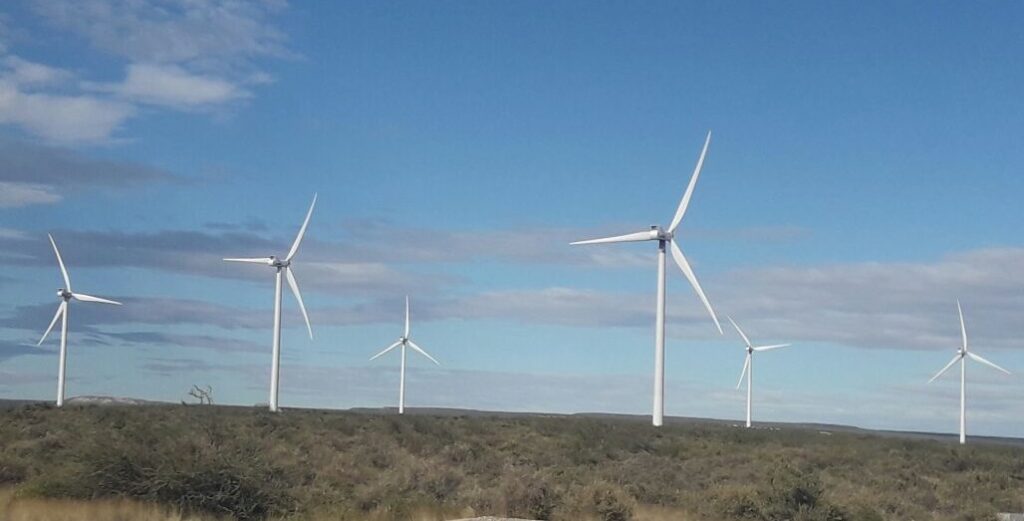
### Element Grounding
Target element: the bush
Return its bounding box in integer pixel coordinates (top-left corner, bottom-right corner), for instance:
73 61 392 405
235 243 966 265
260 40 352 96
712 485 761 519
2 404 1023 520
0 458 27 484
19 421 296 520
558 481 635 521
707 466 847 521
760 466 824 517
499 468 560 520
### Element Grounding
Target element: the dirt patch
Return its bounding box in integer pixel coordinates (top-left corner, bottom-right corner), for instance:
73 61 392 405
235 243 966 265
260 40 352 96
450 518 540 521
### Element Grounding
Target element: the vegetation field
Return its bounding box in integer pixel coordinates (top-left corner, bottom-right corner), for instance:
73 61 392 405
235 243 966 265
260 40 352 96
0 403 1021 521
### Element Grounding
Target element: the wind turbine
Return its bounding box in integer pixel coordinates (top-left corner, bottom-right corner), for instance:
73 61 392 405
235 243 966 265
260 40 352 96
928 300 1011 444
38 234 122 407
369 296 440 414
223 194 316 412
572 131 722 427
728 316 790 428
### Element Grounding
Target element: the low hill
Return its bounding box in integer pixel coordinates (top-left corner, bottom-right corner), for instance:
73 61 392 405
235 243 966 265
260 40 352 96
0 402 1021 520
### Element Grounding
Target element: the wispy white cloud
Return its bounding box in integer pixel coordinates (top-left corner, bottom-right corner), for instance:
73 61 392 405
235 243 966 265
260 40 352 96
0 0 291 143
29 0 290 68
418 247 1024 354
0 138 175 206
326 219 805 268
92 63 247 108
0 181 61 207
711 248 1024 351
4 217 1023 357
0 56 134 143
0 79 135 143
0 228 27 240
1 55 72 87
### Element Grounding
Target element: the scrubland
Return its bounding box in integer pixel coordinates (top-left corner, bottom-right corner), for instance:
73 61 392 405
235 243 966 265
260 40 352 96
1 403 1021 520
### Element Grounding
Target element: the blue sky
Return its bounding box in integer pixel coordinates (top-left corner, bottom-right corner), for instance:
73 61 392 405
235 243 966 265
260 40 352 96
2 1 1024 437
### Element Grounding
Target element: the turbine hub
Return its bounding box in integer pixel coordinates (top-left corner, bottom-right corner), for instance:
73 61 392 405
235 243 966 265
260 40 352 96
271 257 289 268
57 289 71 299
649 226 671 241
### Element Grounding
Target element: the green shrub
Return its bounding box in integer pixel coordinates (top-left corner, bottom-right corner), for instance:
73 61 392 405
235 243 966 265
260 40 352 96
558 481 635 521
707 466 847 521
499 468 560 520
17 416 296 520
0 458 27 484
1 404 1023 520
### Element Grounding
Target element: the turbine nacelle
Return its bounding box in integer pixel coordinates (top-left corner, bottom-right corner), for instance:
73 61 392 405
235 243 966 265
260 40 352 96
649 225 671 241
57 289 71 299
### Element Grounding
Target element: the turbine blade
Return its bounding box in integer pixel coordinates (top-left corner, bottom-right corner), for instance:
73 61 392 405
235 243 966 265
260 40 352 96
72 293 122 305
668 130 712 233
38 302 65 346
957 299 967 351
669 240 722 334
727 316 752 348
285 193 317 262
369 340 402 361
967 352 1011 375
929 354 962 383
404 296 410 338
285 267 313 340
407 339 440 365
570 230 653 246
753 344 791 352
736 354 750 390
223 257 273 264
48 234 72 291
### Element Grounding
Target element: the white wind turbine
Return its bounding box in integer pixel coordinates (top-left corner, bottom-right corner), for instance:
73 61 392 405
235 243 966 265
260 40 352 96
223 194 317 412
928 300 1011 445
572 131 722 427
38 234 122 407
369 297 440 414
728 316 790 428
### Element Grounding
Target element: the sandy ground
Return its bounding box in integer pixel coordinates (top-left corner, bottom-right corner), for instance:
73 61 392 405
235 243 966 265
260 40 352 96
450 518 539 521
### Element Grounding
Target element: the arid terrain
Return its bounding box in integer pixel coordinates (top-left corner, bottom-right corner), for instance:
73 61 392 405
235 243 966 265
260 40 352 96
1 402 1022 520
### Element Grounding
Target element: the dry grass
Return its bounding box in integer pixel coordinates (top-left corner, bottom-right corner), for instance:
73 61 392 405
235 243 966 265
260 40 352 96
297 505 475 521
0 487 215 521
633 505 694 521
0 494 693 521
1 404 1021 520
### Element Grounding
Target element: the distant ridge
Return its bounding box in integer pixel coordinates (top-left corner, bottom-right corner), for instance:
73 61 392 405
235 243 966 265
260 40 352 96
66 395 160 406
2 398 1021 446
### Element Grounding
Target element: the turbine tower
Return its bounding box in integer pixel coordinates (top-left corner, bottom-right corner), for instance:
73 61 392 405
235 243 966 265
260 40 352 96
369 296 440 414
928 300 1011 444
38 234 122 407
572 131 722 427
728 316 790 428
223 194 316 412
